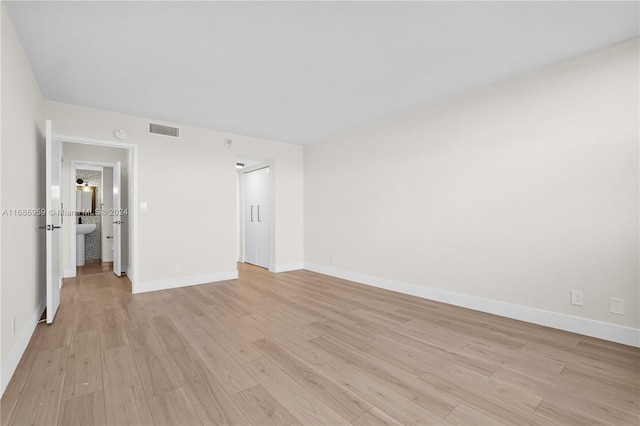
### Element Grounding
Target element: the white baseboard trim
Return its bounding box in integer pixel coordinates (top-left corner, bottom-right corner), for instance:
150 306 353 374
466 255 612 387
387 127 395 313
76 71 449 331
303 263 640 348
63 268 75 278
1 298 46 397
133 270 239 294
269 262 304 273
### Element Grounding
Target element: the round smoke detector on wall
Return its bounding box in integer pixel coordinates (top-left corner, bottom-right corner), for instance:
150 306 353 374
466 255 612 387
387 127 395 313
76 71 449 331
114 129 128 140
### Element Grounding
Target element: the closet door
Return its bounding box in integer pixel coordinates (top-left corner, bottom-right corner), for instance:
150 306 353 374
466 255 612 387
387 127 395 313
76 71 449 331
243 167 269 268
243 169 258 265
255 167 269 268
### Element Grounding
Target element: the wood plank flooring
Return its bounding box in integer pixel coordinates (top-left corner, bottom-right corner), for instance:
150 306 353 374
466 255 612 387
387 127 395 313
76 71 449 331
2 262 639 425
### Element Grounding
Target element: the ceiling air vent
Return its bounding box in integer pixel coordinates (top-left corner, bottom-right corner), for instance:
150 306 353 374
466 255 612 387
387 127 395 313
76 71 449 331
149 122 180 138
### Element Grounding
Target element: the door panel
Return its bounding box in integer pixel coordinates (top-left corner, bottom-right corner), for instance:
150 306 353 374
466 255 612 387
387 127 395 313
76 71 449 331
46 120 62 324
255 168 269 268
113 161 122 276
243 167 269 268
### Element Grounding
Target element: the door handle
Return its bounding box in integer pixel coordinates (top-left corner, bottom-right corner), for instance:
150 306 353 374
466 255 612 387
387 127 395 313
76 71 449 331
250 205 254 222
106 236 113 239
257 205 260 222
38 225 61 231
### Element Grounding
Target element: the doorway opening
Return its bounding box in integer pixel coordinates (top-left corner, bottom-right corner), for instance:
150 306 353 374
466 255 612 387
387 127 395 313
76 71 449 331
57 134 138 289
70 160 125 278
46 123 139 324
237 156 274 271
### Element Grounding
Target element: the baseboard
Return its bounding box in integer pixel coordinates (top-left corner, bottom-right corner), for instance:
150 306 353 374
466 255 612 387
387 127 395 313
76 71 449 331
1 298 46 397
63 268 75 278
133 270 239 294
303 263 640 348
269 262 304 273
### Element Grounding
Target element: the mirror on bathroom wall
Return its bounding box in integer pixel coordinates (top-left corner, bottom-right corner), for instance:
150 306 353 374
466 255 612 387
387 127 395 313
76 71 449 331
76 186 97 214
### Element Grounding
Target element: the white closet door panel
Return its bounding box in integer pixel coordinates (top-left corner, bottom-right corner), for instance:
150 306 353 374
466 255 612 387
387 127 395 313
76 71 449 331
243 171 258 265
256 168 269 268
243 167 269 268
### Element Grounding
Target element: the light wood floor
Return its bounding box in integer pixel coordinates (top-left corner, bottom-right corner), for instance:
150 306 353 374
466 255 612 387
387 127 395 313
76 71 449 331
2 263 639 425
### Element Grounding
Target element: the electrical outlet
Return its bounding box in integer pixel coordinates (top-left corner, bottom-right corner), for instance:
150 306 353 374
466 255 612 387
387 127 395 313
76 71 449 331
12 318 16 336
330 255 336 264
610 298 624 315
571 290 583 306
175 263 181 273
140 202 148 212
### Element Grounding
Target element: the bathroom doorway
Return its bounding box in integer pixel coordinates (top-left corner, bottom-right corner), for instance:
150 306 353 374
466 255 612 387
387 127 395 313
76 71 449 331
58 135 138 290
71 161 123 276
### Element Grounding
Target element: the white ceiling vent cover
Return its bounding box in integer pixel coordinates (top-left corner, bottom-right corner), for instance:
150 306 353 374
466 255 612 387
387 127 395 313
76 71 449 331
149 122 180 138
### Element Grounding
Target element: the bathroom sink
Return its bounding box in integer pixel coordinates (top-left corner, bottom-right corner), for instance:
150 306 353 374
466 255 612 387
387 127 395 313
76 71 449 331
76 223 96 235
76 223 96 266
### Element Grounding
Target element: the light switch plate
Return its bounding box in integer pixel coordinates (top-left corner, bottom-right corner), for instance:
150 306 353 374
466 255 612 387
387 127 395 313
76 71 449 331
140 202 147 212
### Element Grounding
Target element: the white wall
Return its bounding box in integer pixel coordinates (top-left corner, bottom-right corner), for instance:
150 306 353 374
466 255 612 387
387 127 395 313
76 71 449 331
45 101 304 290
304 39 639 344
0 2 45 394
60 143 130 276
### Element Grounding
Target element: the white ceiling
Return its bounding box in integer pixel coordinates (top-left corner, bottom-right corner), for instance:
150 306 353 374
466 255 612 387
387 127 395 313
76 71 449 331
5 1 639 145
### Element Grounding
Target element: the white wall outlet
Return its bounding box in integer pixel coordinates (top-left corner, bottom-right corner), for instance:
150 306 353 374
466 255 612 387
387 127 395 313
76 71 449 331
330 255 336 264
610 298 624 315
12 317 16 336
570 290 583 306
140 202 148 212
175 263 181 273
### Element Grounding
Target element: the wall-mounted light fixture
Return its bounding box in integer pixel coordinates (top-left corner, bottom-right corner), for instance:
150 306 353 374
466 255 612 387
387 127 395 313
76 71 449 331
236 163 245 169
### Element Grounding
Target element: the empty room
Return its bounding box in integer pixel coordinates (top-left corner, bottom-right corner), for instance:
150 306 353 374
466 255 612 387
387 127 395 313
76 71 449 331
1 1 638 425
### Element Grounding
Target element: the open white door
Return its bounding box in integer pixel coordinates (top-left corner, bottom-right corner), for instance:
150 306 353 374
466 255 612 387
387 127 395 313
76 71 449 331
113 161 122 276
45 120 62 324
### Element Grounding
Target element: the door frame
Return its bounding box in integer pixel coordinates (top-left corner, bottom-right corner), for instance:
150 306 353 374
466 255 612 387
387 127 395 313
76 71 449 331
58 134 139 292
239 160 275 271
70 161 119 277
